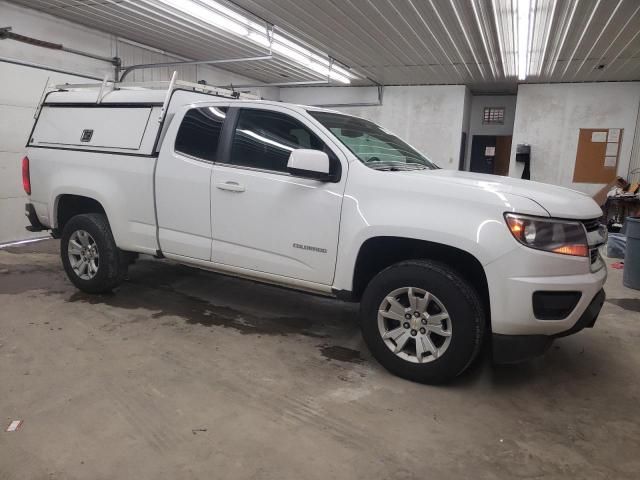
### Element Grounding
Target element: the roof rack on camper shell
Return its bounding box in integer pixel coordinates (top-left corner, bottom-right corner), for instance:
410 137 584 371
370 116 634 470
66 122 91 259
52 71 259 101
38 71 260 123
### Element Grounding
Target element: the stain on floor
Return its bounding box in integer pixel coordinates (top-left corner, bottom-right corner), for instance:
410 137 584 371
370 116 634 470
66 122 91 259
67 285 329 338
320 345 364 363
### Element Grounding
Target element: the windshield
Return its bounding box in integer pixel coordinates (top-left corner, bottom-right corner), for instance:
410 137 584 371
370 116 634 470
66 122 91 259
308 110 439 171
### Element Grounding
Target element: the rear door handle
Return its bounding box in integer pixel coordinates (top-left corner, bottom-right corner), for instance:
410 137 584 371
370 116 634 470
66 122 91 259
216 181 245 192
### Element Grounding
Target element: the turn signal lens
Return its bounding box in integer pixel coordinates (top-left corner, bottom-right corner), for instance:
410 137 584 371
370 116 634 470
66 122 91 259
506 216 524 239
22 156 31 195
504 213 589 258
552 245 589 257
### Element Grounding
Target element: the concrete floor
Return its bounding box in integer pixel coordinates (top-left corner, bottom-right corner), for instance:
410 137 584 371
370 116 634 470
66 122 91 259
0 239 639 480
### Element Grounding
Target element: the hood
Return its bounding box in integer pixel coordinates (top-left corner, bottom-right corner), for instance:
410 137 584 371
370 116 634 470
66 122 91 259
405 169 603 220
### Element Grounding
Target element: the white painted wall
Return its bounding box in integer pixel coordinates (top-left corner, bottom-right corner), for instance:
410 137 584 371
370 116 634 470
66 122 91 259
465 95 517 170
338 86 468 169
0 64 96 244
281 85 468 169
0 0 273 243
509 83 640 194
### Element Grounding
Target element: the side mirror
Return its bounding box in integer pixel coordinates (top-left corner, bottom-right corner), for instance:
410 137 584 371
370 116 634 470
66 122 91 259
287 149 331 181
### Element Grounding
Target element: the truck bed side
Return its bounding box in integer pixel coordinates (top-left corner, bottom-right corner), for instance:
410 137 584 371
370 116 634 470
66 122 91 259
26 97 164 255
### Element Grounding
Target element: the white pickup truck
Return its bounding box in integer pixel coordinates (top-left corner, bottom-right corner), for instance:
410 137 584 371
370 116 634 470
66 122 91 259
23 79 607 383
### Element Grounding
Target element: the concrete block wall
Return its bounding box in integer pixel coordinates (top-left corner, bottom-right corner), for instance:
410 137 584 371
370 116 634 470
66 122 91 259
509 83 640 195
0 63 96 244
280 85 469 170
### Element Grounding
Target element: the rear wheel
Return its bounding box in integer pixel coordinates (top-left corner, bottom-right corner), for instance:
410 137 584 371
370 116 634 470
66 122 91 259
61 213 128 293
360 260 485 384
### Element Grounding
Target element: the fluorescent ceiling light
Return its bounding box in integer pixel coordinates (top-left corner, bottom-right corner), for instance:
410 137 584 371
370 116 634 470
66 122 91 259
157 0 355 84
517 0 532 80
160 0 249 36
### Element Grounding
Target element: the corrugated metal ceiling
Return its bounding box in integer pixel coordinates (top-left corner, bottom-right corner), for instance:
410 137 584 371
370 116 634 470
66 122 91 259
6 0 640 90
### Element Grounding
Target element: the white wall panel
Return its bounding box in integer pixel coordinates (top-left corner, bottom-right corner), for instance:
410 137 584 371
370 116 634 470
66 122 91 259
0 197 39 244
0 62 95 244
332 86 468 170
0 105 37 151
509 83 640 194
0 152 22 200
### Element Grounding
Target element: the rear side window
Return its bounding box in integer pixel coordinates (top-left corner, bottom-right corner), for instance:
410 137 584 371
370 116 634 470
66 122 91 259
175 106 227 161
230 109 326 173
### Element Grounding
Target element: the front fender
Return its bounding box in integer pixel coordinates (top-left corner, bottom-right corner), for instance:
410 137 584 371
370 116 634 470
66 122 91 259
332 181 548 291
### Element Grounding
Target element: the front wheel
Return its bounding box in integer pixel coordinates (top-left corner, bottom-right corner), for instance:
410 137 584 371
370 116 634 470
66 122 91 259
360 260 485 384
60 213 128 293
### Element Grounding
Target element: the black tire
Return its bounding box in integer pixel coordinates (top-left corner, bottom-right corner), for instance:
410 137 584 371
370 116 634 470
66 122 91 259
60 213 128 293
360 260 485 384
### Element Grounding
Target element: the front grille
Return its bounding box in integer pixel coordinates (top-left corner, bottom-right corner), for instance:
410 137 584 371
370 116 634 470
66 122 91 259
582 218 601 232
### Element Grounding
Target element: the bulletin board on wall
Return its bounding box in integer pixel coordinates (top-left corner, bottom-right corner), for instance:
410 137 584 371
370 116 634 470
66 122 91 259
573 128 623 183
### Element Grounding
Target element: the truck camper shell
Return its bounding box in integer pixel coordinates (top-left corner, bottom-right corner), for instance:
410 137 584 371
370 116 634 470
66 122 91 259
28 76 258 156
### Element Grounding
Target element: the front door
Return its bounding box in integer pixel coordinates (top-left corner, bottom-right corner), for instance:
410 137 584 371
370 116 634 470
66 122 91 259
494 135 513 176
210 107 345 285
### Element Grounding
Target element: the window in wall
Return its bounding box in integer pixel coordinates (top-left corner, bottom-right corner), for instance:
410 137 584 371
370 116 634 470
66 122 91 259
230 109 326 173
482 107 505 125
175 106 228 161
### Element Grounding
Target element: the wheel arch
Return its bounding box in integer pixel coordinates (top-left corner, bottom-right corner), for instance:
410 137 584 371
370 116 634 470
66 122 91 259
54 194 107 234
350 236 490 324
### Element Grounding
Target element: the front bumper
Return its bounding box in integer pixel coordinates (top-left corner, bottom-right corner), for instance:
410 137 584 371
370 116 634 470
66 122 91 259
493 289 605 363
485 245 607 337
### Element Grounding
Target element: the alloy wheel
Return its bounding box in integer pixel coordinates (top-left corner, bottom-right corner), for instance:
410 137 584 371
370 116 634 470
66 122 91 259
68 229 100 280
377 286 452 363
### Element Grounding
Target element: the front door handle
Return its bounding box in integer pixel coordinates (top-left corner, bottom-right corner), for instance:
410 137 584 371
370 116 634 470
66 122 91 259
216 181 245 192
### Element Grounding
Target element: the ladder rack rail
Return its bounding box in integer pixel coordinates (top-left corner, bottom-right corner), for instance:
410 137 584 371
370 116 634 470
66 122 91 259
50 75 260 102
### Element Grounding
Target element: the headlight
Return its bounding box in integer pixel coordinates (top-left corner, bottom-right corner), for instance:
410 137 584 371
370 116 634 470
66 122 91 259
504 213 588 257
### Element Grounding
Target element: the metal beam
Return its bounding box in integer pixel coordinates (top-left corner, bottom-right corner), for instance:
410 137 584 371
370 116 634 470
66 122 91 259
0 27 120 65
0 56 108 81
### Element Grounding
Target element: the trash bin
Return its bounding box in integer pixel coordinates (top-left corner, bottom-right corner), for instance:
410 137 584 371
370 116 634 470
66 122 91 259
623 217 640 290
